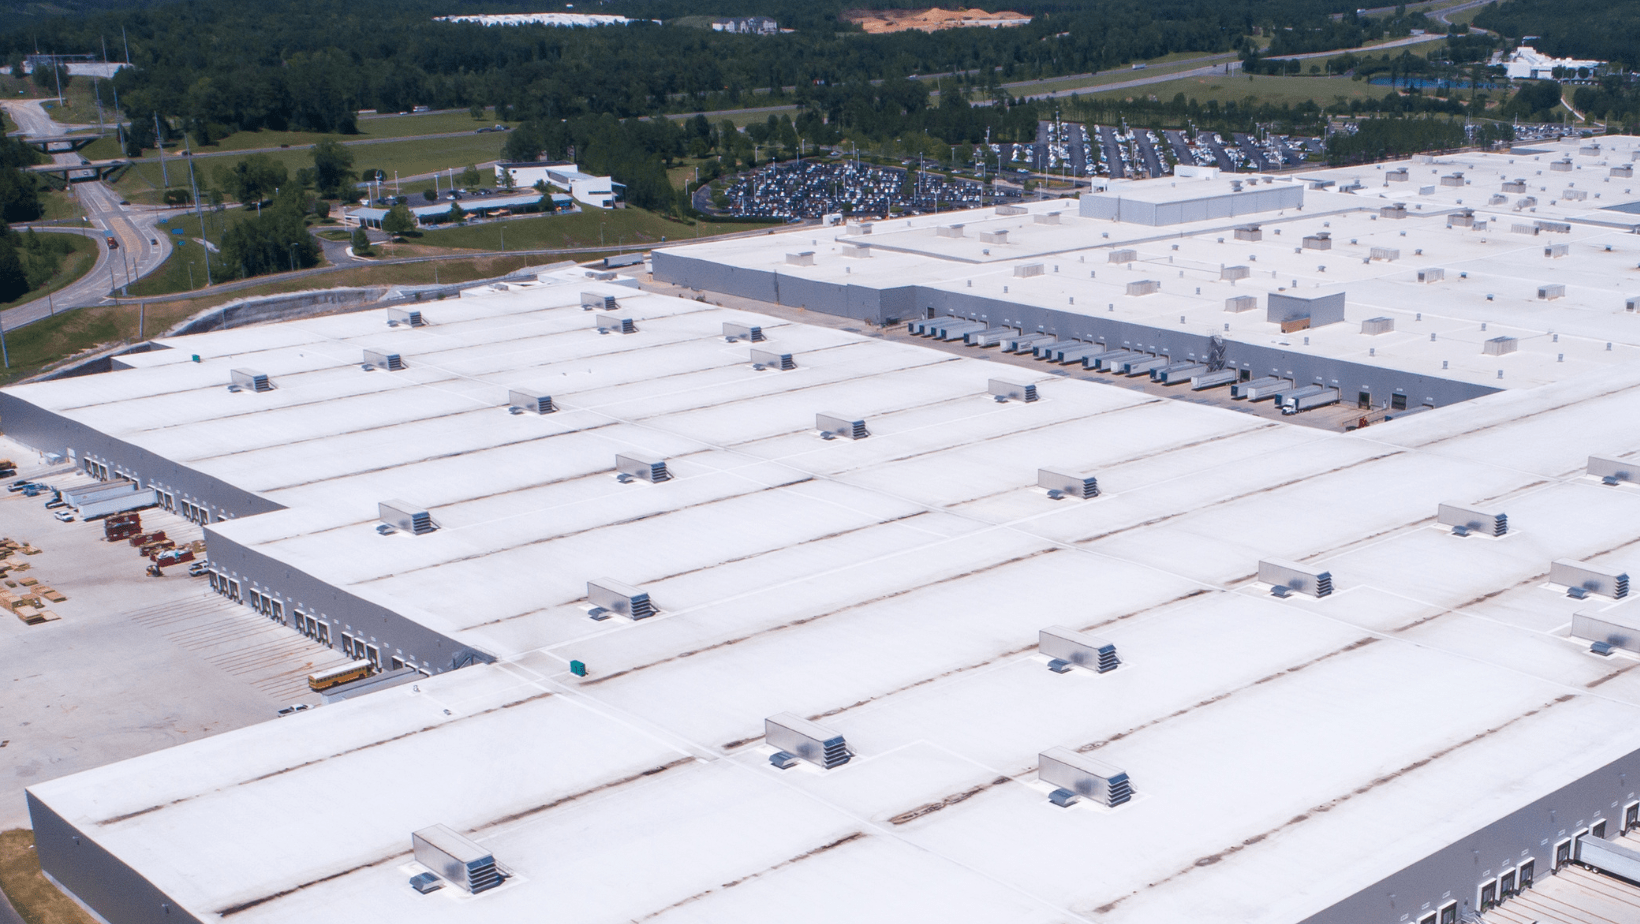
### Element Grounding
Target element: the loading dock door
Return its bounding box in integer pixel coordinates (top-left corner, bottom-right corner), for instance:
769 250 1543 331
1358 391 1371 409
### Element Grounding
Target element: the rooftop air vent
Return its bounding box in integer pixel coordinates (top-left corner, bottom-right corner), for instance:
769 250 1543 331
230 369 273 392
1258 559 1333 597
1589 456 1635 485
615 452 670 483
1038 747 1131 807
412 825 503 894
1483 336 1518 355
988 379 1039 403
595 314 636 334
363 349 405 371
581 292 616 312
1361 317 1394 335
750 348 795 370
387 307 426 327
1571 604 1640 655
1233 226 1262 241
507 389 554 414
816 413 869 440
1039 625 1119 673
380 500 437 535
1551 560 1630 600
1225 295 1258 313
723 322 765 342
765 713 851 768
1438 503 1507 537
1038 467 1098 499
1109 249 1138 263
587 578 655 619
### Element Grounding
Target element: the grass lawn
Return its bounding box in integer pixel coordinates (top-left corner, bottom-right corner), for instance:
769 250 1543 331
1091 72 1387 107
1 232 97 311
34 190 85 224
413 207 778 252
0 829 96 924
126 207 270 297
176 107 517 156
114 133 509 202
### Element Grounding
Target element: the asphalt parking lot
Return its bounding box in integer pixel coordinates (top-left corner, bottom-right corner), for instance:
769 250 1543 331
0 439 346 830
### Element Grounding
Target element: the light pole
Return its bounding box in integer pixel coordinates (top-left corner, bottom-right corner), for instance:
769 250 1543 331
288 242 297 272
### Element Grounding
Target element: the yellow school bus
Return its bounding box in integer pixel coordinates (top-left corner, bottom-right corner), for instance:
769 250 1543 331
307 660 374 692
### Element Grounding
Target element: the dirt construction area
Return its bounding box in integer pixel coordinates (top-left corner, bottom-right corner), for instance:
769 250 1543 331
842 7 1031 33
0 438 348 830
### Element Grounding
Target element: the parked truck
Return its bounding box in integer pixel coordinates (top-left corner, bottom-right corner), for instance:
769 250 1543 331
1282 387 1341 415
78 488 158 521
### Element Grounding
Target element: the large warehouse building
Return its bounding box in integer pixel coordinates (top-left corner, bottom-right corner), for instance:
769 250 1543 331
17 135 1640 924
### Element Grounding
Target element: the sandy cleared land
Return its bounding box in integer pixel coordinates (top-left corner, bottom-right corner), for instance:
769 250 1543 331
842 7 1030 33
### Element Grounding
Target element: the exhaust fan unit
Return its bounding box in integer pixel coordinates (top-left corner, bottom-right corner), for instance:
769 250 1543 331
1038 467 1098 499
615 452 671 483
587 578 655 619
988 379 1039 403
1258 559 1333 597
387 307 426 327
750 348 795 370
1551 560 1629 600
230 368 273 393
723 322 765 342
1038 747 1131 807
379 500 436 535
595 314 637 334
1438 504 1507 537
1039 625 1119 673
765 713 851 769
816 413 869 440
581 292 617 312
1589 456 1635 485
411 825 502 894
362 349 405 371
507 389 555 415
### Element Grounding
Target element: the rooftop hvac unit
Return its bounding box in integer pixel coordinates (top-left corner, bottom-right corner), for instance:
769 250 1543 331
587 578 656 619
979 229 1009 244
379 500 436 535
1225 294 1258 313
785 251 815 265
1380 204 1408 219
1033 211 1061 225
1571 604 1640 655
1385 168 1409 182
596 313 637 334
841 242 871 258
1440 173 1464 187
1014 263 1045 278
1126 280 1159 297
1038 467 1098 499
412 825 502 894
362 349 404 371
1563 189 1588 201
988 379 1039 402
1517 197 1539 209
1630 298 1640 313
1258 558 1333 597
1109 249 1138 263
1447 211 1475 228
1588 456 1636 484
1580 144 1602 156
816 413 869 440
1488 194 1508 206
507 389 554 414
1538 284 1566 301
1512 223 1540 235
1369 247 1400 262
229 368 273 392
1483 336 1518 356
937 224 966 238
1438 503 1507 537
1544 243 1569 258
723 322 765 342
1233 225 1263 241
750 348 795 370
1361 317 1394 335
994 205 1027 216
387 307 426 327
1551 560 1629 600
581 292 617 312
844 220 873 235
1536 220 1572 233
1613 165 1634 178
1039 625 1119 672
1038 748 1132 807
765 713 851 769
1502 180 1527 193
1416 268 1444 284
1221 265 1251 281
615 452 671 483
1550 159 1573 172
1302 233 1332 250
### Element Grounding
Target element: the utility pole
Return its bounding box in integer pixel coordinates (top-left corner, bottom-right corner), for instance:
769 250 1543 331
122 26 130 64
53 58 63 107
0 313 10 371
155 113 168 187
93 79 104 133
186 134 212 286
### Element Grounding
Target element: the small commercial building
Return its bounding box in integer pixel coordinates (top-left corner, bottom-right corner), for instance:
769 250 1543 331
344 191 572 229
1505 45 1603 80
712 16 778 34
495 162 622 208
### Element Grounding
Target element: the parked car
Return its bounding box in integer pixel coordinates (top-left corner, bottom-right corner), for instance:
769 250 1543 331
187 561 210 577
8 481 34 492
276 704 311 717
53 511 74 523
44 499 66 509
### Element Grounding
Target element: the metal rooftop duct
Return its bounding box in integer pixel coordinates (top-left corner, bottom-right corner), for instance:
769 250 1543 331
1038 467 1098 499
1038 748 1132 807
507 389 555 414
229 369 273 393
765 713 851 769
387 307 426 327
1258 559 1333 598
723 322 765 342
1551 560 1630 600
988 379 1038 402
581 292 617 311
1588 456 1635 485
816 413 869 440
1437 504 1507 537
1039 625 1119 673
750 348 795 370
412 825 502 894
588 578 656 619
362 349 404 371
595 313 637 334
379 500 436 535
615 452 671 483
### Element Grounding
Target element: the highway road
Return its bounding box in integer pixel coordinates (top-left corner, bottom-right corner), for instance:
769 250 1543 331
3 99 179 328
